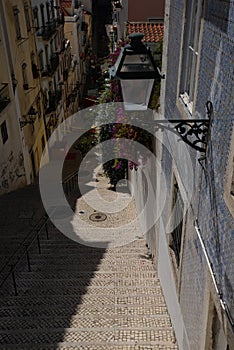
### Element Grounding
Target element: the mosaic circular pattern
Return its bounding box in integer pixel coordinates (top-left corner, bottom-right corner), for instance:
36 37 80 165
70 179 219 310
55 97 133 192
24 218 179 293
89 212 107 222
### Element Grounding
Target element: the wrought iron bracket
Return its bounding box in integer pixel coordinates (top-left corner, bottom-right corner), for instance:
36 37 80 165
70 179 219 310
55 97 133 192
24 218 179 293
144 101 213 153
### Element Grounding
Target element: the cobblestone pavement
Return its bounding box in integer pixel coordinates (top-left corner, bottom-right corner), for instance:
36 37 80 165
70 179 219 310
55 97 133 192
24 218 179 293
0 159 178 349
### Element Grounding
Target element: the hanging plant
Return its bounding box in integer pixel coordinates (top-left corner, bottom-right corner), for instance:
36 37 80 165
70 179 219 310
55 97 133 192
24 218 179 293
98 42 156 186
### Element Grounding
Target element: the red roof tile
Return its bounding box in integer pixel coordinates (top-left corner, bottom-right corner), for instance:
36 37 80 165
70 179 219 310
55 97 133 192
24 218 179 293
126 22 164 43
60 0 72 16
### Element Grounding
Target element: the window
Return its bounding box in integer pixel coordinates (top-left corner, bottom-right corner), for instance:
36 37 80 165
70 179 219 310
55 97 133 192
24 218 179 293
33 7 39 30
38 50 44 71
22 63 28 89
41 135 46 153
40 4 45 28
50 39 54 55
46 1 50 22
180 0 204 114
45 45 49 67
1 121 8 144
169 183 184 267
36 95 41 118
13 6 21 40
24 3 31 32
51 0 55 19
53 34 57 52
31 52 39 78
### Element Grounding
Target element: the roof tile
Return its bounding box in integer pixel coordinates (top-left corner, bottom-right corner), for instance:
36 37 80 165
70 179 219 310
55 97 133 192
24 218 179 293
126 22 164 43
60 0 72 16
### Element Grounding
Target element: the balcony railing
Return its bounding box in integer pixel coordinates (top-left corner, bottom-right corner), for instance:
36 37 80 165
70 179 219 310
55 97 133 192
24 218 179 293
50 53 59 75
41 65 51 77
41 53 59 78
37 20 57 41
63 68 69 81
0 83 10 113
45 90 62 114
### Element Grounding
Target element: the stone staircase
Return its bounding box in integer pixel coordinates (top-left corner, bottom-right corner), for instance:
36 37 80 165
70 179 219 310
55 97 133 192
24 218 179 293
0 182 45 272
0 225 178 349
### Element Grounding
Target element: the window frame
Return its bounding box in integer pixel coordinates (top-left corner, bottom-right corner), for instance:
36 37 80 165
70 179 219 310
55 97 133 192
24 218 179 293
168 172 188 295
46 1 50 22
50 0 55 19
24 2 31 32
38 50 44 71
169 183 184 267
33 7 39 30
45 44 49 67
1 121 8 144
22 62 29 89
179 0 204 114
40 4 45 28
13 6 21 40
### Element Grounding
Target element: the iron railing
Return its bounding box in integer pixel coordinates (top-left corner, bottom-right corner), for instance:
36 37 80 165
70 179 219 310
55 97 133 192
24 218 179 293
37 20 57 41
0 212 52 296
45 90 62 114
62 170 79 196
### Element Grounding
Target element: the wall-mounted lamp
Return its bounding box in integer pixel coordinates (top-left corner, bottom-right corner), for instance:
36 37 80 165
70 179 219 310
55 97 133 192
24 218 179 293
110 33 211 153
19 106 38 128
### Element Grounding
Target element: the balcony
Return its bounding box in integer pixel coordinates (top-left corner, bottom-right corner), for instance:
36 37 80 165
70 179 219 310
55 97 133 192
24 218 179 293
41 65 51 77
63 68 69 81
37 20 57 41
50 53 59 75
45 90 62 114
32 63 39 79
0 83 10 113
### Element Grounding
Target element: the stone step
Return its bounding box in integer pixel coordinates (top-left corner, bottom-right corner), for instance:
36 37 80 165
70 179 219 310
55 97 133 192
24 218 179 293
0 303 169 318
13 264 155 276
39 237 146 245
0 285 161 297
0 328 177 346
1 278 160 294
32 246 149 256
39 238 147 247
28 263 155 273
22 254 152 264
14 271 158 280
0 314 172 331
20 285 164 296
0 344 178 350
0 293 166 308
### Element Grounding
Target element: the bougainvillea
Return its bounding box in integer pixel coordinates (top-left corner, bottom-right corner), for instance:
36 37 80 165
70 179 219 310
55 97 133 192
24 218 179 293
98 41 158 187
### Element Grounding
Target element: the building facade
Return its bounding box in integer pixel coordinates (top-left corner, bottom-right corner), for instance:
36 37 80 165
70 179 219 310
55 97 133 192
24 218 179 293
31 0 66 139
0 9 27 193
0 0 90 194
151 0 233 349
61 0 92 109
0 0 48 193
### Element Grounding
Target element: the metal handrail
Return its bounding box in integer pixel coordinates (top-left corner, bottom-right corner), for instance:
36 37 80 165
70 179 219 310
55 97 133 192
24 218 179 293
0 212 52 296
62 170 79 195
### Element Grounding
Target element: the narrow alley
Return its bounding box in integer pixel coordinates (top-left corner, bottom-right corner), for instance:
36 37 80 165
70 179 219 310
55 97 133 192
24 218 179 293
0 169 178 349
